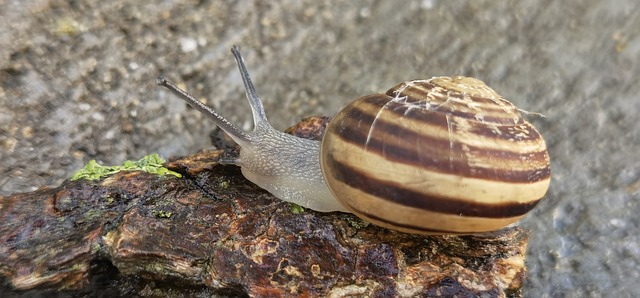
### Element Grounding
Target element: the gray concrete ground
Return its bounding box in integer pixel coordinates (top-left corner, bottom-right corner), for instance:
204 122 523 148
1 1 639 296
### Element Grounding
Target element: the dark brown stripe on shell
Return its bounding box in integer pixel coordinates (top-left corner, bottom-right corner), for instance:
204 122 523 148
466 121 543 142
361 95 529 136
333 103 551 183
325 157 542 218
357 95 541 143
345 205 475 234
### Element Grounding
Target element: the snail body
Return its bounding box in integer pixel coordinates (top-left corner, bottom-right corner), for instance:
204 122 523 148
157 46 550 235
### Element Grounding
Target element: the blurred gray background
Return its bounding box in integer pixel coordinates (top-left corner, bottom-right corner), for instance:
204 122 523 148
1 0 639 296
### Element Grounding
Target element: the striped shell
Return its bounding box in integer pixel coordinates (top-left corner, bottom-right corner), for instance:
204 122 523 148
320 76 551 234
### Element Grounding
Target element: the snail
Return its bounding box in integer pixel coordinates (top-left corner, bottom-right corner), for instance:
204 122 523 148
156 46 550 235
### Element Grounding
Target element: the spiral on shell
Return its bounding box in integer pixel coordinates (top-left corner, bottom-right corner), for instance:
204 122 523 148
321 76 551 234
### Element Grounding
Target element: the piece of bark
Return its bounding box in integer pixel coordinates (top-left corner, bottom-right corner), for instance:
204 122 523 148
0 121 530 297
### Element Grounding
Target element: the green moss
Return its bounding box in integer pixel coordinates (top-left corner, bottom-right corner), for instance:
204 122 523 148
71 153 182 181
102 194 115 205
156 210 173 218
290 203 305 214
346 216 371 229
144 262 168 274
219 180 230 189
83 209 101 222
91 243 102 253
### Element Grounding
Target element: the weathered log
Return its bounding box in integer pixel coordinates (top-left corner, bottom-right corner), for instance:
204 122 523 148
0 118 529 297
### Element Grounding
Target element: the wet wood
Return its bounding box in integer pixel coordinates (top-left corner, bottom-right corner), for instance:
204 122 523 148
0 117 529 297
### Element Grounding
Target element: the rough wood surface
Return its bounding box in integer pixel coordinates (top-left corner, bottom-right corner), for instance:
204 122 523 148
1 147 529 297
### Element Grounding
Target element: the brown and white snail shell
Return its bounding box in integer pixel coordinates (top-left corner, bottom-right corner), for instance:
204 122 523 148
157 46 551 235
